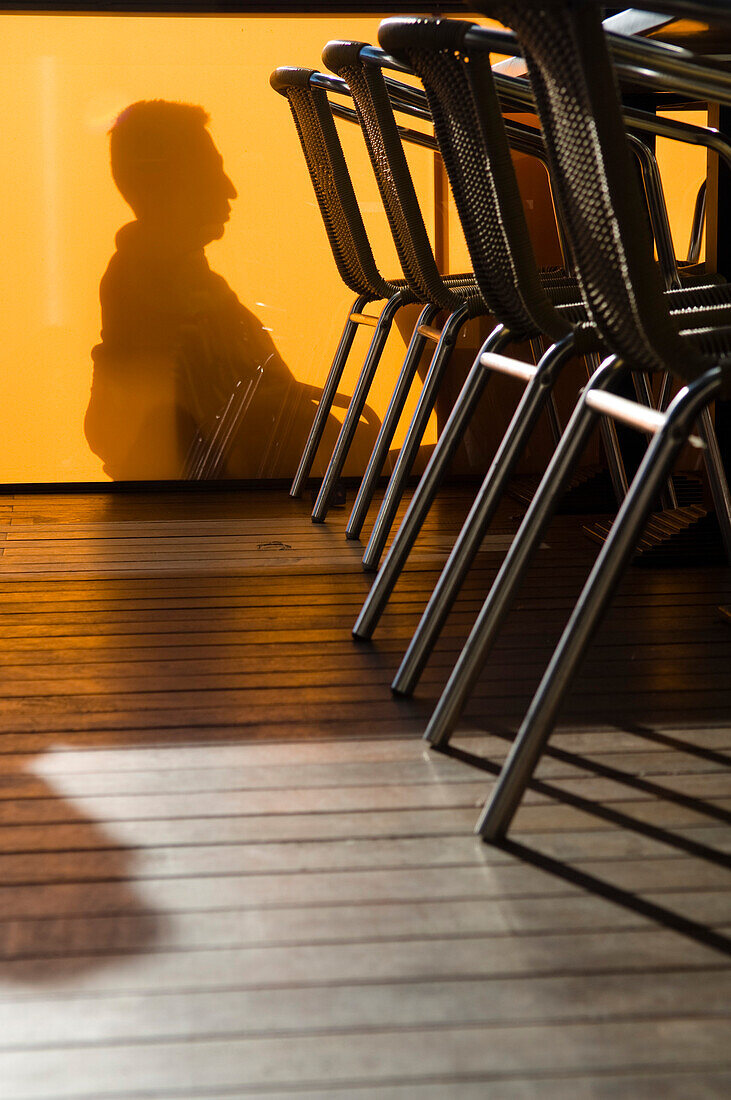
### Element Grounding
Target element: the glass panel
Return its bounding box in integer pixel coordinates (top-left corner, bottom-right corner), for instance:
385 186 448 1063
0 12 437 483
1 11 698 486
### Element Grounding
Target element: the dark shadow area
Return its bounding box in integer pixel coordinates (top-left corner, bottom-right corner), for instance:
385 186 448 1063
0 763 167 983
437 738 731 955
498 836 731 957
606 720 731 769
85 100 379 482
442 739 731 856
0 513 405 982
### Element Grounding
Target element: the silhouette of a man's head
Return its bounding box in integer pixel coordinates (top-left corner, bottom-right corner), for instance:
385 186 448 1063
110 100 237 245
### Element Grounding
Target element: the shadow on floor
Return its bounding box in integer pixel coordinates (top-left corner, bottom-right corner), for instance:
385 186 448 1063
439 736 731 957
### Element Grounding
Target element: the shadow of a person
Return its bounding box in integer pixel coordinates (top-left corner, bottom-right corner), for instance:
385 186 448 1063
85 99 378 482
0 758 167 983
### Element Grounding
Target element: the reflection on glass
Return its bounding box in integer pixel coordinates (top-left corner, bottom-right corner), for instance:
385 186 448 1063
85 100 362 481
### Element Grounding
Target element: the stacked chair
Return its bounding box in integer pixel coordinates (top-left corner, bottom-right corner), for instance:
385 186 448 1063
317 42 490 539
354 13 731 663
273 0 731 843
274 49 590 555
270 66 425 505
319 40 589 556
272 66 493 533
275 30 703 560
382 0 731 842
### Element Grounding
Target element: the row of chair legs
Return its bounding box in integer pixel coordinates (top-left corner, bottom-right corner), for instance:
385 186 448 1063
426 356 632 759
290 291 372 501
292 287 482 556
390 334 579 696
344 303 439 540
354 323 519 638
311 290 412 522
473 368 725 840
417 353 728 841
294 284 731 845
359 304 474 564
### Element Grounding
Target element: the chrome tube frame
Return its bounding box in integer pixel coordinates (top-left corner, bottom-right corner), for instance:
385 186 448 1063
290 292 369 498
477 367 727 841
345 303 439 539
687 181 707 266
311 289 410 521
353 323 515 636
424 355 629 751
358 303 475 567
391 332 578 696
627 133 681 290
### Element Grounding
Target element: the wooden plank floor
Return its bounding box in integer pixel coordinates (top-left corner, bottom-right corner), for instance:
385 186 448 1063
0 486 729 1098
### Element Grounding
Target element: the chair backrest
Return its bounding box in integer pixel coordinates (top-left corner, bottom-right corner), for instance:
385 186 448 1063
379 16 575 344
322 41 483 316
270 66 404 303
480 0 711 380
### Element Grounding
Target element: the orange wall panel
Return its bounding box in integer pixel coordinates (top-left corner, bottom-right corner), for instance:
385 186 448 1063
0 13 435 483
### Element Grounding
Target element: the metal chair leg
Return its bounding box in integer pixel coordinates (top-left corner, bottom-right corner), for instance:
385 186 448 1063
345 304 439 540
583 351 629 502
632 371 678 510
529 336 563 445
477 369 725 842
353 323 514 639
290 293 369 498
424 355 628 751
698 405 731 565
312 290 409 522
392 334 577 697
359 304 474 569
655 374 731 562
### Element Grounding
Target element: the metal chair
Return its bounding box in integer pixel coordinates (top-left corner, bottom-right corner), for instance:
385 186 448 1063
318 41 498 534
417 0 731 842
353 15 731 680
272 62 567 545
270 67 421 500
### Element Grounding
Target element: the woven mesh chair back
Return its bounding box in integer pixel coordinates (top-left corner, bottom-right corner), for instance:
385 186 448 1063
379 17 575 344
323 41 483 316
483 0 712 381
270 67 404 303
